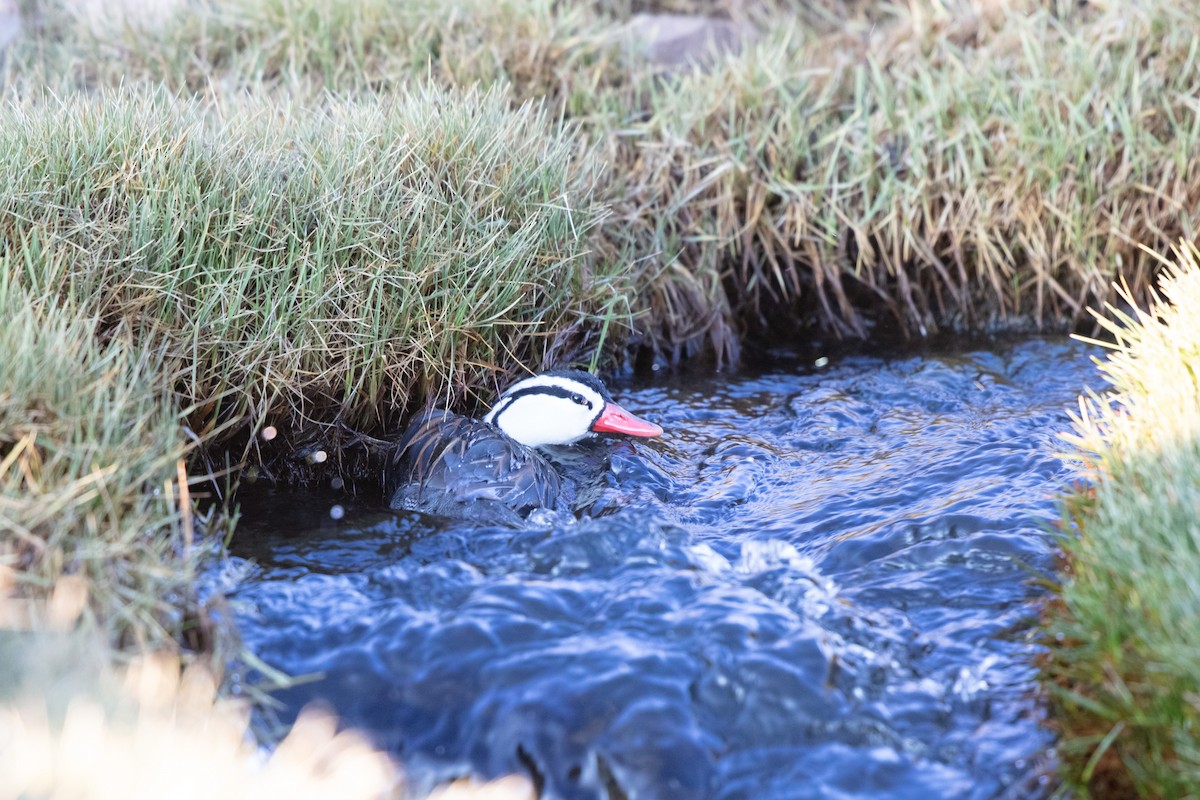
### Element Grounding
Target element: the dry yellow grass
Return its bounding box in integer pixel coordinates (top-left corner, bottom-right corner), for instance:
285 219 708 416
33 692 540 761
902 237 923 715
595 0 1200 359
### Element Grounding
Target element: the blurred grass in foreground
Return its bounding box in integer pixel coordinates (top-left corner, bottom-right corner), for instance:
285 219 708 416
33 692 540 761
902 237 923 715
0 582 533 800
1040 243 1200 797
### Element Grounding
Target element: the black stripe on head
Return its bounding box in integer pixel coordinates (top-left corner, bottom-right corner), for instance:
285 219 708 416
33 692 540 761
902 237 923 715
485 395 516 428
488 373 607 431
503 384 580 404
541 369 612 402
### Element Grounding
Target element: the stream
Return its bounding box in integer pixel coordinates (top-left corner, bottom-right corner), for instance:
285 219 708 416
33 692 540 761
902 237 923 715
222 336 1097 799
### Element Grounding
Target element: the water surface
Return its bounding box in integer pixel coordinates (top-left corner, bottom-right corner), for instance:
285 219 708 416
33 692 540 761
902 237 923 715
224 337 1096 799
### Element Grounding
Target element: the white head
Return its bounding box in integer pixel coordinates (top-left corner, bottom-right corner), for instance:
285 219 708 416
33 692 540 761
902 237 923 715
482 370 662 448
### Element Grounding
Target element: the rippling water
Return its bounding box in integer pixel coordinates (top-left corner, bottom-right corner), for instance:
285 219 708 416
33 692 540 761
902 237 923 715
223 337 1098 799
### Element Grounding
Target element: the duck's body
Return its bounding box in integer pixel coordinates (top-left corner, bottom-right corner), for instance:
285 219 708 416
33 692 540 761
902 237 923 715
385 370 661 521
387 408 566 520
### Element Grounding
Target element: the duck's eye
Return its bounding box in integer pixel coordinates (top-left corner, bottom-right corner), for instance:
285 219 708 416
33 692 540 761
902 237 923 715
571 393 591 408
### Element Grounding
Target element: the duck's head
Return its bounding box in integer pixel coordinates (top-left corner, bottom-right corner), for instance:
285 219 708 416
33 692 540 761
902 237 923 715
482 369 663 448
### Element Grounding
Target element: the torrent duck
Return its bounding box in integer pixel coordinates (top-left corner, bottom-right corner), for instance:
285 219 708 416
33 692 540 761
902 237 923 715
385 370 662 521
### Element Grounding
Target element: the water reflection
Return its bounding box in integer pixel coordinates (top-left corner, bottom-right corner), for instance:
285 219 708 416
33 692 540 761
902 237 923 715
226 337 1096 799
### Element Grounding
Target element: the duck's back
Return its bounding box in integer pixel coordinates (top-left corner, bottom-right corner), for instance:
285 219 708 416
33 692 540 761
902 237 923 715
385 408 563 522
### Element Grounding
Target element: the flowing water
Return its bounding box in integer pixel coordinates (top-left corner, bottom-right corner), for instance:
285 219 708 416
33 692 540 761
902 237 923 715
222 336 1098 799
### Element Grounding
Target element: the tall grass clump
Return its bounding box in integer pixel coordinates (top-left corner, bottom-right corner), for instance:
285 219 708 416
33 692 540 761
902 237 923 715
0 258 203 652
12 0 1200 363
0 86 625 475
1040 242 1200 797
594 0 1200 358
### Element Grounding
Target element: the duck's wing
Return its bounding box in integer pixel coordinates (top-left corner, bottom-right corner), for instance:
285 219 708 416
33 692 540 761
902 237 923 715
385 409 562 518
383 408 458 499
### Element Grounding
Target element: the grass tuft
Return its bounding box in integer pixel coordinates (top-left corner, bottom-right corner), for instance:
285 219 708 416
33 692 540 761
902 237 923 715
1040 242 1200 797
0 253 202 652
0 85 627 477
594 0 1200 354
10 0 599 100
10 0 1200 356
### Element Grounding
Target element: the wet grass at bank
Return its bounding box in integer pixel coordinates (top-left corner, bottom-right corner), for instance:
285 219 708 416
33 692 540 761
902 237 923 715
1 0 1199 795
0 268 202 653
9 0 1200 354
1 85 620 466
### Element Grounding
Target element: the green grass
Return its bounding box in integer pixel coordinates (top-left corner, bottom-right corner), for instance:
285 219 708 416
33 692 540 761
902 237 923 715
0 85 627 476
1040 243 1200 797
8 0 599 98
10 0 1199 362
0 251 202 652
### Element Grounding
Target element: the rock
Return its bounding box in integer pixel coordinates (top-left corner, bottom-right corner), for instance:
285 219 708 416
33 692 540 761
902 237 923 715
626 13 757 68
0 0 20 54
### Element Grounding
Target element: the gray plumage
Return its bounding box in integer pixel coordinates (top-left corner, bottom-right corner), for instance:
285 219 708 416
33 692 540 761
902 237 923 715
385 408 566 523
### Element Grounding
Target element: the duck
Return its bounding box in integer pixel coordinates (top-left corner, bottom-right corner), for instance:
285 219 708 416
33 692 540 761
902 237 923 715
385 370 663 522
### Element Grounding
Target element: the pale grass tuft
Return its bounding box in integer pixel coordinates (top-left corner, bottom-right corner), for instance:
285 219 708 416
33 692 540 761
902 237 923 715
1064 243 1200 465
1040 241 1200 795
426 776 535 800
0 588 529 800
0 654 402 800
